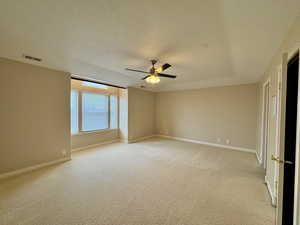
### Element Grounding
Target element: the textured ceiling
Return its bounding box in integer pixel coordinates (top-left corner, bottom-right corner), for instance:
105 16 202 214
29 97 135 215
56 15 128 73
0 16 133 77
1 0 300 91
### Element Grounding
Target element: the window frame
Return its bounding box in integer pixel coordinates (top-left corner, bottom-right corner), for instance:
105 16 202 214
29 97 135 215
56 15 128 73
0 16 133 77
71 89 118 135
70 90 79 135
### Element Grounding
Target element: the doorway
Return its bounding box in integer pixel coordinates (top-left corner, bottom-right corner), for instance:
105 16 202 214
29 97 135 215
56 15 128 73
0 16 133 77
281 53 299 225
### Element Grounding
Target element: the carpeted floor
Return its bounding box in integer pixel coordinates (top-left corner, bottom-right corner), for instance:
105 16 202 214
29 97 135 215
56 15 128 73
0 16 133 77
0 137 275 225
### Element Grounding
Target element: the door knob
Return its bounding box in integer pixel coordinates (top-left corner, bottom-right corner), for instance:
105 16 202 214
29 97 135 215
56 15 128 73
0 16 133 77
271 155 293 165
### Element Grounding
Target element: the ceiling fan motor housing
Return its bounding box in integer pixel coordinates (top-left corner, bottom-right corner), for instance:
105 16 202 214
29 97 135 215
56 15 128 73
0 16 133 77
150 59 158 74
150 67 156 74
151 59 157 65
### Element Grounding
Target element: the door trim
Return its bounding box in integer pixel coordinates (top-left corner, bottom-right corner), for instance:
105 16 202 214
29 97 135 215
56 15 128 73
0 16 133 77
276 45 300 225
274 65 282 205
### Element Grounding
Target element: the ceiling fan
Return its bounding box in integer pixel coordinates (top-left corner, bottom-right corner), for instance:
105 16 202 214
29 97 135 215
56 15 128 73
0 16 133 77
125 59 177 84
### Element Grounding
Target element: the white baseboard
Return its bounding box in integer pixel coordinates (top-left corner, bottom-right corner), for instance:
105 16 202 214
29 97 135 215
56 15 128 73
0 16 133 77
0 157 71 180
156 135 256 154
128 135 156 144
71 139 120 152
265 176 276 207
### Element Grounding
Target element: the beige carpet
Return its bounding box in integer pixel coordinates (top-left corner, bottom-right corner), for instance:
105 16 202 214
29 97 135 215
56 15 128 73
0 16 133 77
0 137 275 225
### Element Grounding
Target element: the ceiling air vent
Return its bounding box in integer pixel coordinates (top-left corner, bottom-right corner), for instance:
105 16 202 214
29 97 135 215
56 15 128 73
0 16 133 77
22 54 42 62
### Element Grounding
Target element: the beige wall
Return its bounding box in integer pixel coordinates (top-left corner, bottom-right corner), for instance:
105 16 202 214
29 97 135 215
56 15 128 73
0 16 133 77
0 58 71 174
127 88 156 142
156 83 259 150
119 89 129 142
257 13 300 218
71 130 119 150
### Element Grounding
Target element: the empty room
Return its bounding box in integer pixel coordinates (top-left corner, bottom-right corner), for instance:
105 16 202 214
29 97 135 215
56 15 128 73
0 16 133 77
1 1 300 225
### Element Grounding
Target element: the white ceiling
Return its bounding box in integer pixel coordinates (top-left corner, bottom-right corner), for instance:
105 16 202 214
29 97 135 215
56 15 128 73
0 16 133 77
1 0 300 91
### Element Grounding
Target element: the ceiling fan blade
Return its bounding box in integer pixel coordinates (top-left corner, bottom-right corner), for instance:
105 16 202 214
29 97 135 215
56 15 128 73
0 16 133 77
142 75 151 80
156 63 172 73
125 68 149 74
161 63 171 71
158 73 177 78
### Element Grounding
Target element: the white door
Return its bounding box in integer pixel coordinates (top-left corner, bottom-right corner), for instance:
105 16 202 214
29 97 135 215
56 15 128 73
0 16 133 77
275 53 288 225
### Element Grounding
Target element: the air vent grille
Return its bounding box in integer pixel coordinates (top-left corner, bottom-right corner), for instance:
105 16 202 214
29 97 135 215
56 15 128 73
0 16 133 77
23 54 42 62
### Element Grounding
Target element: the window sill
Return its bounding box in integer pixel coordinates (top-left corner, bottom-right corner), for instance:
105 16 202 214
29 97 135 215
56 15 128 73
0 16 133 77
71 128 118 136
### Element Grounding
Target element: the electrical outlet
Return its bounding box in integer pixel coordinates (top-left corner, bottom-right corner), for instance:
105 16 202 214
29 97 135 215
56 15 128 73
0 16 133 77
217 138 221 143
226 139 230 145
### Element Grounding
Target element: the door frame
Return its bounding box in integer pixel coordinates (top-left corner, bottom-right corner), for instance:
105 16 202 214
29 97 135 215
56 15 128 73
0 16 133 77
274 65 282 205
260 79 270 169
276 45 300 225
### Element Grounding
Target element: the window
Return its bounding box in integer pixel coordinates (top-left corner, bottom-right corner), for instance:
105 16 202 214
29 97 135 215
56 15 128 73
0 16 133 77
82 93 109 131
110 95 118 129
82 81 108 89
70 80 119 134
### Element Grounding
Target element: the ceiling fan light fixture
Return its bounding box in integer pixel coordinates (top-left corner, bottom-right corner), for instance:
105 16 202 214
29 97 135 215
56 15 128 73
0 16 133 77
125 60 176 84
145 75 160 84
156 67 163 73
